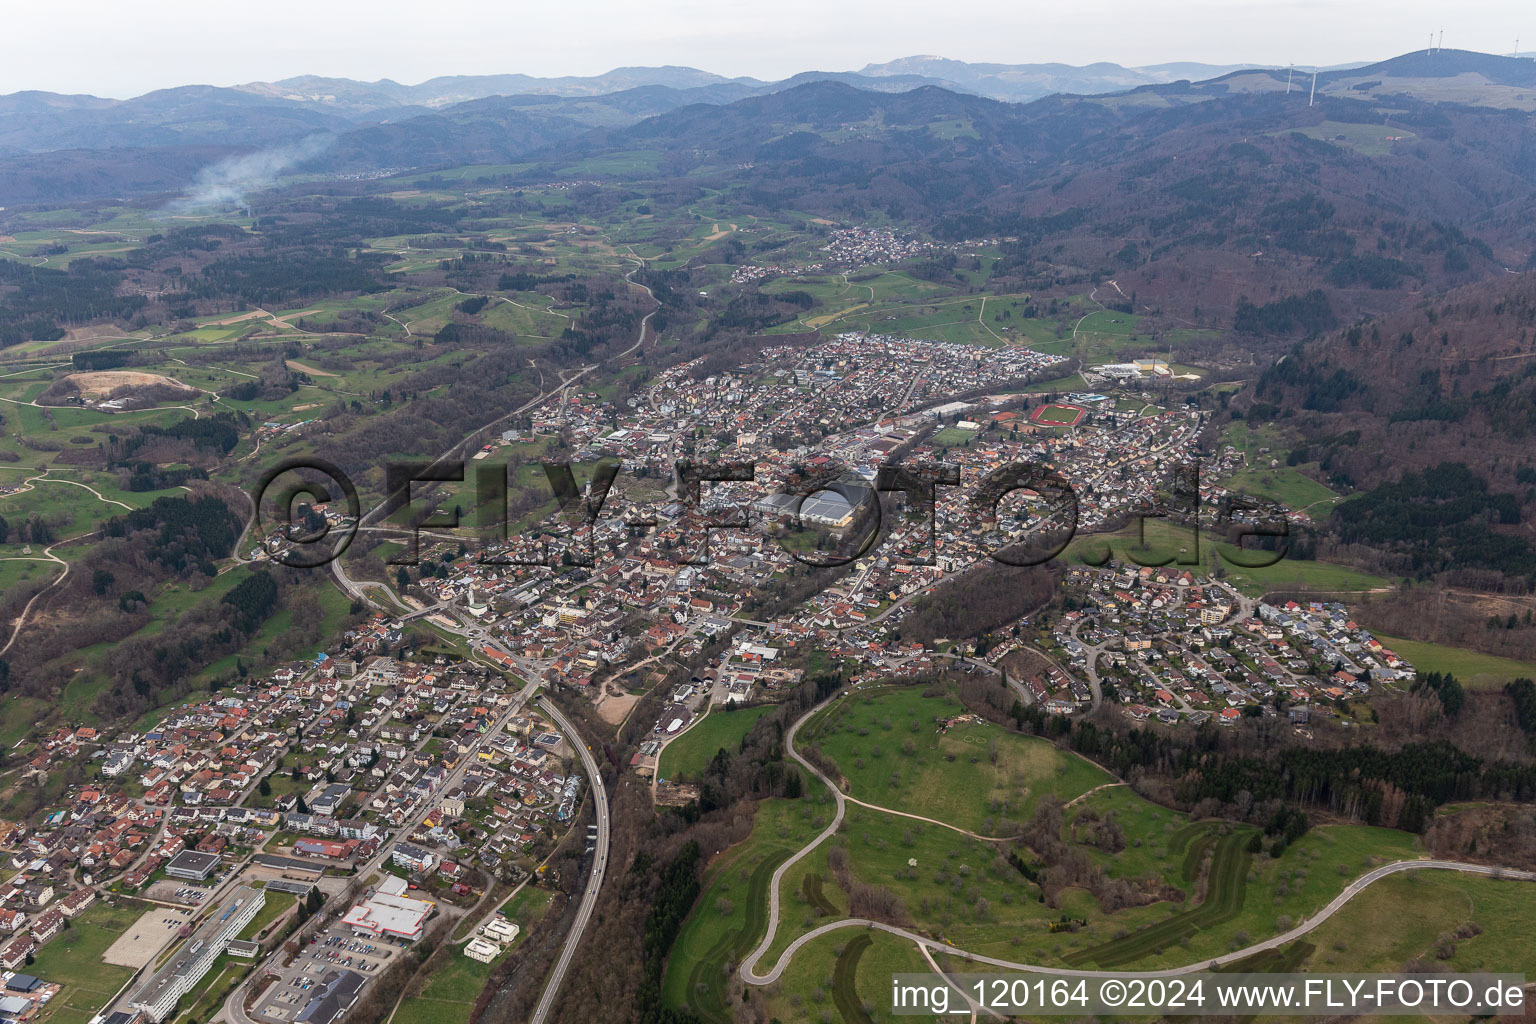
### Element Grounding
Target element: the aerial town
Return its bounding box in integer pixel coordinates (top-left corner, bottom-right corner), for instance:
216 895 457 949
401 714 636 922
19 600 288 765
6 28 1536 1024
0 321 1404 1022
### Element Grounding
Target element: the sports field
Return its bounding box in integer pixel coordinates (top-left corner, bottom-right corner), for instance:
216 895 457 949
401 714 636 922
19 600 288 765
1031 403 1086 427
30 899 148 1023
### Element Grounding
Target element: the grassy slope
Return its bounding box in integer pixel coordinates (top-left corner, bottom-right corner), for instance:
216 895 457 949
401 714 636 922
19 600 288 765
802 687 1111 835
657 705 775 782
1373 633 1536 691
392 886 553 1024
662 797 830 1021
1064 518 1393 598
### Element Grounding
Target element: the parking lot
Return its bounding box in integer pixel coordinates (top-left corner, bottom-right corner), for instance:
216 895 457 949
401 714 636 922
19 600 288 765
102 905 195 968
250 920 401 1023
145 879 212 906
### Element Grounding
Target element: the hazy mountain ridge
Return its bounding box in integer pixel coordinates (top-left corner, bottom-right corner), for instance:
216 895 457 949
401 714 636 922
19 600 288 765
233 65 763 114
1129 49 1536 106
2 49 1533 210
855 56 1265 101
0 85 354 156
0 56 1302 154
504 73 1532 328
0 69 971 159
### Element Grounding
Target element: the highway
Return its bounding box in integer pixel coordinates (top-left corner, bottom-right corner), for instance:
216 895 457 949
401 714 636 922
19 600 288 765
529 695 610 1024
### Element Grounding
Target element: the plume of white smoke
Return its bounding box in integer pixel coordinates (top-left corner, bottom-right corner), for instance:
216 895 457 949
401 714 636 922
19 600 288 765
168 133 335 212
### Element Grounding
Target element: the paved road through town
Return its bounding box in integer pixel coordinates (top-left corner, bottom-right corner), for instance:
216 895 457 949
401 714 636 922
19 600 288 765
529 695 610 1024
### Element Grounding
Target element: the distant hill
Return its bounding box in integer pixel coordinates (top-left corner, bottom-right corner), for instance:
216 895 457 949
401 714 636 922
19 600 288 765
1244 269 1536 503
235 59 1270 111
0 84 353 156
3 48 1534 223
232 66 765 115
514 75 1532 323
855 56 1264 102
0 69 969 163
1135 48 1536 108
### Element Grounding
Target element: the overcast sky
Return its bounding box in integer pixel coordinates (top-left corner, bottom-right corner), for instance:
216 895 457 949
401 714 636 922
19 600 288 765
7 0 1528 97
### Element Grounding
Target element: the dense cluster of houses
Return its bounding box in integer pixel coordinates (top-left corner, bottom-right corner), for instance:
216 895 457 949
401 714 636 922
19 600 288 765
393 333 1208 713
728 227 1001 283
1059 564 1414 724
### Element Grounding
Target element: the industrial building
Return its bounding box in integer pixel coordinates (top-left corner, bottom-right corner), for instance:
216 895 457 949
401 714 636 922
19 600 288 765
753 488 864 529
339 877 433 942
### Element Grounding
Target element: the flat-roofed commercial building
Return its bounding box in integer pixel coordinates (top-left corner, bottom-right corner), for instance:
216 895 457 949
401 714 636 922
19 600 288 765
164 850 221 881
482 918 520 943
339 889 433 942
129 886 265 1021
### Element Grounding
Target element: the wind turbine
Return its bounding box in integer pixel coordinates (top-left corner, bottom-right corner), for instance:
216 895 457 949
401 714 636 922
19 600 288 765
1309 69 1318 107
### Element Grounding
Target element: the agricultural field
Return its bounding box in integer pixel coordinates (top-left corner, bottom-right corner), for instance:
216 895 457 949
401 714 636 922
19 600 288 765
657 704 776 782
28 898 147 1024
1269 120 1419 158
1289 868 1536 974
1224 463 1340 514
1220 419 1341 515
1063 518 1395 598
752 711 1432 993
1370 633 1536 691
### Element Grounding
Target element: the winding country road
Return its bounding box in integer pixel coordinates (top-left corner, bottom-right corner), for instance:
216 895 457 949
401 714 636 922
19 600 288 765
739 694 849 983
0 520 108 655
738 693 1536 987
